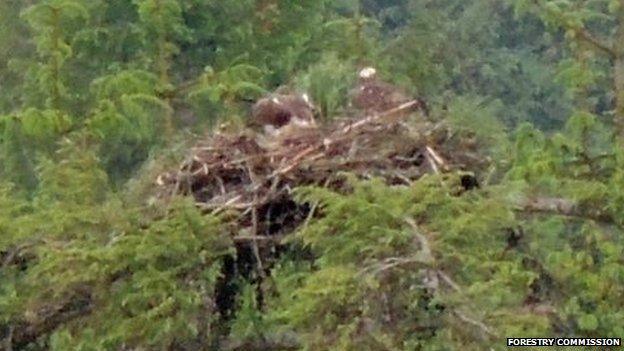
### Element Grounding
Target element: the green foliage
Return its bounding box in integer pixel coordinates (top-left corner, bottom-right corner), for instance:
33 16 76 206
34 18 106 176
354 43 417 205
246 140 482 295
445 96 510 158
0 137 232 349
510 0 624 136
384 0 572 128
21 0 90 111
294 54 357 120
89 69 170 183
134 0 189 86
0 0 33 112
0 115 38 191
186 63 267 126
44 199 231 349
503 113 624 339
2 0 624 350
229 282 267 342
256 176 546 350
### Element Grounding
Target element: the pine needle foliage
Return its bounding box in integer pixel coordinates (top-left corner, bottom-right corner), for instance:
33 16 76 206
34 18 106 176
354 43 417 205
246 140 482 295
0 135 232 349
2 0 624 350
254 175 542 350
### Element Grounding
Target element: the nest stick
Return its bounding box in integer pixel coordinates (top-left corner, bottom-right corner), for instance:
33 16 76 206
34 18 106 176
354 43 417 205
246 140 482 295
207 194 244 214
426 145 447 169
246 164 266 278
426 152 440 174
250 194 265 277
273 100 421 177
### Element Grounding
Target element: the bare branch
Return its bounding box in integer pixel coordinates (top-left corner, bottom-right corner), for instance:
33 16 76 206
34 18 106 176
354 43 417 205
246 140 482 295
404 217 434 263
514 196 615 224
233 235 285 244
453 310 499 338
437 271 461 292
247 165 266 278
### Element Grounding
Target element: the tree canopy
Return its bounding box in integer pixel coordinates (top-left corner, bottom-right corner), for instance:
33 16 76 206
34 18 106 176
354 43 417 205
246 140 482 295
1 1 623 350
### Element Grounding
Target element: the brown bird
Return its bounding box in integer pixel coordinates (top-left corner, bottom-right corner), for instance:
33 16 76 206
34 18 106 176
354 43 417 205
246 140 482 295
250 92 318 135
350 67 428 116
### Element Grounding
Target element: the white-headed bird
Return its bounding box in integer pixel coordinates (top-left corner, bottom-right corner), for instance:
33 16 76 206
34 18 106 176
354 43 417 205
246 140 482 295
350 67 428 116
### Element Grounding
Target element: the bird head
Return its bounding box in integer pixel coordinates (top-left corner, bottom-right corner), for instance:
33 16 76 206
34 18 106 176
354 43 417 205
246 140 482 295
358 67 377 80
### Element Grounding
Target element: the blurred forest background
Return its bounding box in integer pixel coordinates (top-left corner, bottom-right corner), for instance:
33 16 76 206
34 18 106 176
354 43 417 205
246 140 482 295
1 0 624 350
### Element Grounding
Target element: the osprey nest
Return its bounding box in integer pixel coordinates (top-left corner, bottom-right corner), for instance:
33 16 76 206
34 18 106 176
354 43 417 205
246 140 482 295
154 99 493 328
157 100 487 253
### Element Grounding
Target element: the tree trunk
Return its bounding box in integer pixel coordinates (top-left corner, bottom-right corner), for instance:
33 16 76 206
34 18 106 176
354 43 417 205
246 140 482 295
614 57 624 138
613 3 624 139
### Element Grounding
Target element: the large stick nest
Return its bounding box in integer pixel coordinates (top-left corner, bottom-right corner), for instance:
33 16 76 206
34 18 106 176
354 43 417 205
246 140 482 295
157 101 488 241
156 101 492 338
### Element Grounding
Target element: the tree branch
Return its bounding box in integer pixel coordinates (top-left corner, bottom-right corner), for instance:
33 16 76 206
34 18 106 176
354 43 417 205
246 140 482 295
532 0 616 58
11 292 92 349
574 27 616 58
452 310 499 339
514 196 615 224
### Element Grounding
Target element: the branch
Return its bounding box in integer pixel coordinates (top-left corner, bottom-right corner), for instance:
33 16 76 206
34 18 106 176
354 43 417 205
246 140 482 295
11 292 92 349
532 0 616 58
574 27 616 58
452 310 499 339
2 241 39 268
359 256 430 277
514 196 615 224
247 165 266 279
356 218 500 340
233 235 285 244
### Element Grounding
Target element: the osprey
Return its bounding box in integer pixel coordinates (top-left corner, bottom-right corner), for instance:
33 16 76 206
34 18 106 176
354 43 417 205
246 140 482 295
350 67 428 115
250 92 318 135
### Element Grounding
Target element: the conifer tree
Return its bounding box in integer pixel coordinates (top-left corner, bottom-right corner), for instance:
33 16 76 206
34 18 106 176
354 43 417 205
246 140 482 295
513 0 624 137
21 0 89 112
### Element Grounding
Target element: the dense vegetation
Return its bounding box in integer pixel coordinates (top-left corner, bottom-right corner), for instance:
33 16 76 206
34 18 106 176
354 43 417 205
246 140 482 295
1 0 623 350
